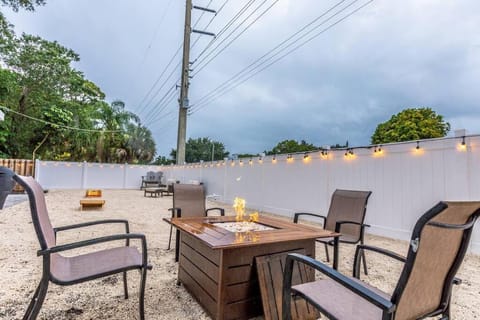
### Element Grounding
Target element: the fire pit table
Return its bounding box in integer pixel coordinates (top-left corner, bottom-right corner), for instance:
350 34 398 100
166 215 338 320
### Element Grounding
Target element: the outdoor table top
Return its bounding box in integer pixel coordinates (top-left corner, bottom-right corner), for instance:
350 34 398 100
164 215 339 250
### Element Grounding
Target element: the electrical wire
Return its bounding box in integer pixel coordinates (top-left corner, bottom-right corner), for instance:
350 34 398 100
190 0 349 108
191 0 230 50
192 0 280 76
136 0 216 121
192 0 256 65
144 89 179 126
138 0 175 67
0 106 121 133
189 0 373 115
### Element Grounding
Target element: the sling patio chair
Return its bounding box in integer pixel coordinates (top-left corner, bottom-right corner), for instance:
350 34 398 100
283 201 480 320
293 189 372 273
166 183 225 261
12 172 152 320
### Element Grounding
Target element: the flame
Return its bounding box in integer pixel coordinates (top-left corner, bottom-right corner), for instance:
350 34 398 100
233 197 246 222
249 212 259 222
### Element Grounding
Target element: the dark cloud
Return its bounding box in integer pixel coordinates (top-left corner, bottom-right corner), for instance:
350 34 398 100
4 0 480 157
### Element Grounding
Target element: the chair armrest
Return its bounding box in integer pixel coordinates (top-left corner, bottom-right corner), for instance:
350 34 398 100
334 220 369 232
54 219 130 234
353 244 406 278
38 233 150 268
206 207 225 216
293 212 326 224
283 253 395 314
54 220 131 246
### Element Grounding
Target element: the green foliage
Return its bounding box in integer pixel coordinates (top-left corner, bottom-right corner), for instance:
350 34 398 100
236 153 260 159
170 137 229 163
1 0 46 11
0 15 156 163
371 108 450 144
152 155 175 165
265 139 317 155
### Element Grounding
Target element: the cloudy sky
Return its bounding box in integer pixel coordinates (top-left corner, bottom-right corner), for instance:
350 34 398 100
3 0 480 157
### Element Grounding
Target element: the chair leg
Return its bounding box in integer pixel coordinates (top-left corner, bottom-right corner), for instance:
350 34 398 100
167 225 173 250
139 267 148 320
360 239 368 275
23 277 49 320
123 271 129 299
324 242 330 262
361 248 368 275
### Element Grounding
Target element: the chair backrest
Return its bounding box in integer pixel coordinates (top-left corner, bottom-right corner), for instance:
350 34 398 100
146 171 156 181
13 174 56 250
392 201 480 320
324 189 372 241
172 184 206 218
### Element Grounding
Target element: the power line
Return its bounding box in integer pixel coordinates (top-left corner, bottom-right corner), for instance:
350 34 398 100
192 0 256 64
142 82 178 121
135 45 182 118
0 106 121 133
192 0 280 76
191 0 230 50
189 0 374 115
138 0 175 67
136 0 216 120
191 0 352 109
144 88 179 126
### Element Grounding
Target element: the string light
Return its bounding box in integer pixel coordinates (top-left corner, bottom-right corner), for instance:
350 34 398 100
374 145 383 156
459 136 467 151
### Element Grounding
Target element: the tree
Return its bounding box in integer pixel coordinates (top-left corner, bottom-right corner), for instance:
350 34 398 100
0 15 154 163
371 108 450 144
265 139 317 155
1 0 46 11
152 155 175 165
170 137 229 163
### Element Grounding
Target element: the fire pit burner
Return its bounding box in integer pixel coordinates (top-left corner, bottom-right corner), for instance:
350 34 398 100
212 221 274 232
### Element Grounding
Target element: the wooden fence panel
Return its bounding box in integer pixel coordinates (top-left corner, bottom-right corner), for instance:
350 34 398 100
0 159 34 192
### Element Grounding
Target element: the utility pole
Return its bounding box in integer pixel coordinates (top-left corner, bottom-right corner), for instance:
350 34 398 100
176 1 216 165
176 0 193 165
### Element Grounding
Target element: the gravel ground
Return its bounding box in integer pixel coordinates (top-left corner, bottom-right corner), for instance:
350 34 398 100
0 189 478 319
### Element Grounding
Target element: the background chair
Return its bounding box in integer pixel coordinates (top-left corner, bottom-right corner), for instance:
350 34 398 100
283 201 480 320
167 183 225 261
140 171 162 189
294 189 371 272
12 172 151 320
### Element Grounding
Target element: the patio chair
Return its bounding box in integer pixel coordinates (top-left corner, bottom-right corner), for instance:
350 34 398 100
167 183 225 261
140 171 162 189
283 201 480 320
13 173 152 320
293 189 372 273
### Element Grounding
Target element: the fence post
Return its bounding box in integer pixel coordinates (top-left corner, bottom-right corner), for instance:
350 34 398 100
82 161 87 189
123 163 128 189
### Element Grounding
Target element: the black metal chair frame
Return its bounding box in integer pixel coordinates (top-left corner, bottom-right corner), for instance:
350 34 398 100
283 202 480 320
14 175 152 320
293 190 372 273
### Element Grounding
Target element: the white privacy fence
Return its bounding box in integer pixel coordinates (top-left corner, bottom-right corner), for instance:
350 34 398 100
160 136 480 254
35 135 480 253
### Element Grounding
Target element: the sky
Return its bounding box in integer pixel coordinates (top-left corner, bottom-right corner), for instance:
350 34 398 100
2 0 480 157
